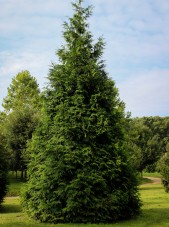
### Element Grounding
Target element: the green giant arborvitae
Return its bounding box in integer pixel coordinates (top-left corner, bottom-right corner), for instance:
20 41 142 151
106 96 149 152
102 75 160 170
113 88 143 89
22 0 141 223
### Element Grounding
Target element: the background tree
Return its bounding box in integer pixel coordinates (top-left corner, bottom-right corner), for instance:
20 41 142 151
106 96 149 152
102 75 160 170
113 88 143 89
2 70 40 113
156 118 169 192
3 107 40 178
22 0 141 223
157 152 169 192
143 117 164 172
0 112 8 206
132 118 153 174
2 70 41 178
127 117 169 174
125 118 143 174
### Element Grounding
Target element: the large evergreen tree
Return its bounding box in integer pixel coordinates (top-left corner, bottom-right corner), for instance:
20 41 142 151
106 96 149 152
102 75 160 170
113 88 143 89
22 0 141 223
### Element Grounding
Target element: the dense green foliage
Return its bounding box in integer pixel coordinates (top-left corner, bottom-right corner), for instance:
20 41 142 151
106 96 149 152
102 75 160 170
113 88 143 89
22 0 141 223
0 114 8 205
128 116 169 173
2 70 41 178
157 152 169 192
2 70 40 113
4 108 40 178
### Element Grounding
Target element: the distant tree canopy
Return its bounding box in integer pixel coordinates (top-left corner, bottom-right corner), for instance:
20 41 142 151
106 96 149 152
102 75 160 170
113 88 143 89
22 0 141 223
157 152 169 192
127 116 169 174
156 118 169 192
2 70 41 178
2 70 41 112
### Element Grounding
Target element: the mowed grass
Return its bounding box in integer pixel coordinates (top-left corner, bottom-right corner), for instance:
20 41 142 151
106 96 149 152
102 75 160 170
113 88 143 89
6 172 26 197
1 174 169 226
143 172 162 178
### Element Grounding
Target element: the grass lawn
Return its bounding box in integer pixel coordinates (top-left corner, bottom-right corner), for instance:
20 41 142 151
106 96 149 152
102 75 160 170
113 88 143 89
143 172 162 178
6 172 26 197
1 173 169 226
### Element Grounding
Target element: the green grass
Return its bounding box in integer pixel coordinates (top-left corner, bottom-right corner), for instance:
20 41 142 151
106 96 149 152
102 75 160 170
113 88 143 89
6 172 26 197
0 197 57 227
1 173 169 226
143 172 162 178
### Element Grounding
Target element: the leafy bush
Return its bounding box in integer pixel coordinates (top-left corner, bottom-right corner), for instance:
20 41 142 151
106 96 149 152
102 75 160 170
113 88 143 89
157 152 169 192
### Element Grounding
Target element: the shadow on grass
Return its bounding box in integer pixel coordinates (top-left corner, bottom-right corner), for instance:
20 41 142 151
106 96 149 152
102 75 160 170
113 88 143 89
141 207 169 220
105 207 169 226
0 224 39 227
140 186 162 191
140 177 153 184
0 204 22 213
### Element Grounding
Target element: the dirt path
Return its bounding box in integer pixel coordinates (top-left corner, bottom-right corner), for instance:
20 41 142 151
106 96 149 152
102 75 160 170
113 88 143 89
144 176 161 184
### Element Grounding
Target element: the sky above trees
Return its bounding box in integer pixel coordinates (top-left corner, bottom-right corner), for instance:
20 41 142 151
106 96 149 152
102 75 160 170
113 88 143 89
0 0 169 117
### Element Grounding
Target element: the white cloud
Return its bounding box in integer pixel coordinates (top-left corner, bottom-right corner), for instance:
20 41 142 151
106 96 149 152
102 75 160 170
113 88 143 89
0 0 169 116
119 69 169 117
0 50 52 108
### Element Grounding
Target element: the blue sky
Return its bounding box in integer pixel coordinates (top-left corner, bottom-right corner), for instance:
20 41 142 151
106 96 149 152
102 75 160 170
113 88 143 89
0 0 169 117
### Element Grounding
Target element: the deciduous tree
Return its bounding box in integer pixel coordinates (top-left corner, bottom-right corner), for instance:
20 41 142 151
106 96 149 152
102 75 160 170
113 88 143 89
157 152 169 192
2 70 40 113
2 70 41 178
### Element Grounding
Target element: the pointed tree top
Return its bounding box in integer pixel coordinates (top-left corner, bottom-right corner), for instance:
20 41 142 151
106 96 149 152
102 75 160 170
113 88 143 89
71 0 93 18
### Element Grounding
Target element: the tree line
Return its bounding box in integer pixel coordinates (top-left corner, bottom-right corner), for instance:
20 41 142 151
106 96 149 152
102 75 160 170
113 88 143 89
0 0 168 223
127 116 169 174
1 88 169 183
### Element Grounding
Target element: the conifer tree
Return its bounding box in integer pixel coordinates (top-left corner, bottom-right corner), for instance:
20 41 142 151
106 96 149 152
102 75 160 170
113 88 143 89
22 0 141 223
